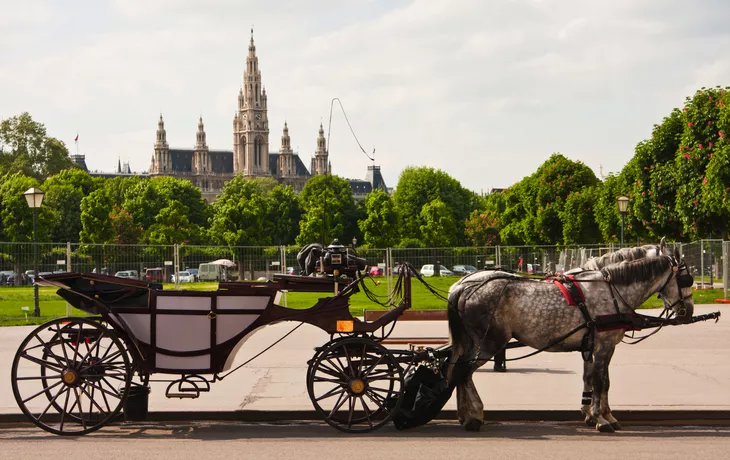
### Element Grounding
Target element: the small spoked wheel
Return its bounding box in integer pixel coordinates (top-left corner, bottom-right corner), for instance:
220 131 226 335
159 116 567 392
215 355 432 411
11 317 132 435
307 337 404 433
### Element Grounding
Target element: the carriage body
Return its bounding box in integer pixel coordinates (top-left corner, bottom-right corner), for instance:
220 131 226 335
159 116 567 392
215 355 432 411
13 268 440 436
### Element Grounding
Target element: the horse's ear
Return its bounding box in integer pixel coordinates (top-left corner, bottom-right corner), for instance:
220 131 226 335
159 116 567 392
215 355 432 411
674 246 681 260
659 237 667 255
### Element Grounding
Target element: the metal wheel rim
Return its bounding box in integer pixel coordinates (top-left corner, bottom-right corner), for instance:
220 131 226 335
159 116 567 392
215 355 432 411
307 337 403 433
12 318 132 436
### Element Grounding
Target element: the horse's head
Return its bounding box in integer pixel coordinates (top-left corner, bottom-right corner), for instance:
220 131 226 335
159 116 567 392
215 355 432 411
656 249 695 321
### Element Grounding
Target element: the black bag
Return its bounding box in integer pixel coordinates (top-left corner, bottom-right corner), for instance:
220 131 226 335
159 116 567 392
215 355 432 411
392 364 454 430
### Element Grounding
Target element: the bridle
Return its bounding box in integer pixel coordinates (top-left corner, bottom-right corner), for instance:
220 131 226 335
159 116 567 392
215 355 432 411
656 256 694 318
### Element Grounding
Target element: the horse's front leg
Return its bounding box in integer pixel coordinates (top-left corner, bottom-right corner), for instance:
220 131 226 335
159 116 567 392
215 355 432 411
591 341 617 433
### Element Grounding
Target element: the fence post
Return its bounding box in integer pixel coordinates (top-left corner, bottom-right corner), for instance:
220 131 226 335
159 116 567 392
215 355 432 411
496 246 501 267
66 242 72 317
174 244 180 290
722 241 730 299
386 247 392 302
700 240 705 288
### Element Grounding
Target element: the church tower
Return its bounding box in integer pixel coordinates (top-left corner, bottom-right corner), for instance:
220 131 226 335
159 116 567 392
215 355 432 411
233 29 270 176
193 117 209 174
311 123 330 175
152 114 169 173
279 122 296 177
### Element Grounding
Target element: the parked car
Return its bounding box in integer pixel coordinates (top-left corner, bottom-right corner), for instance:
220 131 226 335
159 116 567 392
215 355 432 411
198 263 226 281
186 268 199 281
368 266 384 277
115 270 139 279
171 271 195 283
452 265 478 276
0 270 14 285
286 266 297 275
145 268 165 282
420 264 454 277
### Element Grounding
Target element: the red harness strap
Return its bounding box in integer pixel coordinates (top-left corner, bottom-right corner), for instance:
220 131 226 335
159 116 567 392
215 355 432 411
548 274 586 306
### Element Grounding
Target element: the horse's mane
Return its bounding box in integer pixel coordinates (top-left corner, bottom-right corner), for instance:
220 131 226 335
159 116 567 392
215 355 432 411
600 256 672 286
582 245 660 270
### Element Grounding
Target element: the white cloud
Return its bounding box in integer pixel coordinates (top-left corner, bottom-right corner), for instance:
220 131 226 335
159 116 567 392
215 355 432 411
1 0 730 192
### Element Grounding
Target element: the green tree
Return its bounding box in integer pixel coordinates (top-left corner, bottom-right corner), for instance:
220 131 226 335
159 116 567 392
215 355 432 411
267 185 302 245
0 173 53 242
464 209 501 246
419 199 457 247
146 202 194 245
79 188 115 244
209 176 275 247
560 187 601 245
296 175 357 245
392 166 478 245
0 113 75 180
358 190 398 248
42 169 98 242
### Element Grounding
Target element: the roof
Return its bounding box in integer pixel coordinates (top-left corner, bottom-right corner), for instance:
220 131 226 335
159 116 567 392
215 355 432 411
168 149 234 174
268 153 311 176
365 165 387 191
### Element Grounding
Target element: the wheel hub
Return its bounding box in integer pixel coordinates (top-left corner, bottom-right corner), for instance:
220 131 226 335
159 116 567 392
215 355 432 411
62 369 79 386
349 378 366 395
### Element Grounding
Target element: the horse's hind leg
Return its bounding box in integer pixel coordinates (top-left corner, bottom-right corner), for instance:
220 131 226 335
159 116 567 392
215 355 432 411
581 360 597 426
457 369 485 431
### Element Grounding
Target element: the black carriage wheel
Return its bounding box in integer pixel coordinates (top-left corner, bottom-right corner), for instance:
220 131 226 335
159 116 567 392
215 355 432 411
12 317 132 436
307 337 404 433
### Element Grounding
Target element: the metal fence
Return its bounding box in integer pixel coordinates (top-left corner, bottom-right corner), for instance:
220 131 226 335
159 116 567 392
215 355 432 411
0 240 727 296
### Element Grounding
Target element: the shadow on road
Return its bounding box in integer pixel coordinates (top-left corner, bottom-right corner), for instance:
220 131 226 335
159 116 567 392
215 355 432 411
2 421 729 441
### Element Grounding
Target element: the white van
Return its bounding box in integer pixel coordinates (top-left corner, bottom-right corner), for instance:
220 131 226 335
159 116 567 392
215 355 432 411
198 263 226 281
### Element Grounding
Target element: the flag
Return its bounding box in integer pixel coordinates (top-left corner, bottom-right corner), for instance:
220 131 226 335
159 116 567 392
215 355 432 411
74 134 78 142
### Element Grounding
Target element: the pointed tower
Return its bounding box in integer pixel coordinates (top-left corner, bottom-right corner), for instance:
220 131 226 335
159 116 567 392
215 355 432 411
193 117 209 174
233 29 270 176
279 122 296 177
312 123 329 175
152 114 169 173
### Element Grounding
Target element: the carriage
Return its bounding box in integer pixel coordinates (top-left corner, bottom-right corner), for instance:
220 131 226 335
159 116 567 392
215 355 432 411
11 255 451 436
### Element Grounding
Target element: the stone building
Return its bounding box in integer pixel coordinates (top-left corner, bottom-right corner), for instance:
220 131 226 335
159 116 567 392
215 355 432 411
147 32 319 201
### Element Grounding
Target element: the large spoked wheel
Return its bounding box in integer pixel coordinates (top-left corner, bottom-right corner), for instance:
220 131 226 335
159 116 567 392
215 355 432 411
12 317 132 436
307 337 404 433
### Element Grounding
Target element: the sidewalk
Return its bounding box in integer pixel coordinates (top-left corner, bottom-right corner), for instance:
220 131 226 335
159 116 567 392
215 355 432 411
0 305 727 415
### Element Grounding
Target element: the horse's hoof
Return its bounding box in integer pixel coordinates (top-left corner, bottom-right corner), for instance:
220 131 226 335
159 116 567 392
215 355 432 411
610 421 623 431
464 419 483 432
493 366 507 373
584 415 597 426
597 423 615 433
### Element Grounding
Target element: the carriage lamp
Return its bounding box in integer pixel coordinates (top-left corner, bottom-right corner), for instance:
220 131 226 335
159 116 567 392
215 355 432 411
617 196 629 247
24 187 44 317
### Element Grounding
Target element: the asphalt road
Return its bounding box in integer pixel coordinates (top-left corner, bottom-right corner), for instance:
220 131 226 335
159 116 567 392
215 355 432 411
0 421 728 460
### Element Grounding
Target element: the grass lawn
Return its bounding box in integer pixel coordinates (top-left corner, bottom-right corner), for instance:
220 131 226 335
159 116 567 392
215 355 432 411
0 277 725 326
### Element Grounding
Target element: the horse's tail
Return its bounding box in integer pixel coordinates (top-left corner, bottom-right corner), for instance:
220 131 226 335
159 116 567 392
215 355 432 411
446 285 468 386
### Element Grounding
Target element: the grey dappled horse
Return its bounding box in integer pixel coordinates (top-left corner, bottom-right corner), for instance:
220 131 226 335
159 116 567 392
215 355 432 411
447 246 693 432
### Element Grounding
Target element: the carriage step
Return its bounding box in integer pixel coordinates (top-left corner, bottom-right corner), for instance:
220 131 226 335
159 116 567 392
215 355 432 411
166 392 199 399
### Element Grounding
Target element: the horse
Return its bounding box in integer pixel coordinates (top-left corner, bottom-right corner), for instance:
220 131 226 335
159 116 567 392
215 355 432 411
447 248 694 433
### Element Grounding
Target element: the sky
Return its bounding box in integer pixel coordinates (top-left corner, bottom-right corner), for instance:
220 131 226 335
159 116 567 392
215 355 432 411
2 0 730 193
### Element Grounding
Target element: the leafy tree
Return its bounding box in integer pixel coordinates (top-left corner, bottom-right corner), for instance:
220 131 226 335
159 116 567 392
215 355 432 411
42 169 98 242
358 190 398 248
560 187 601 245
267 185 302 245
465 209 501 246
80 188 115 244
0 173 53 242
123 176 209 242
296 175 357 245
209 177 275 247
393 166 478 245
147 201 196 246
0 113 75 180
419 199 457 247
498 154 599 245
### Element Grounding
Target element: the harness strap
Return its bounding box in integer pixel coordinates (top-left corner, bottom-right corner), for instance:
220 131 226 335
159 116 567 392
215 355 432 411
551 275 594 362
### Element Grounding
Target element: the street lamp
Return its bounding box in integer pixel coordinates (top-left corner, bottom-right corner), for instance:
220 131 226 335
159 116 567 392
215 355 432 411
24 187 44 317
352 237 357 249
617 196 629 247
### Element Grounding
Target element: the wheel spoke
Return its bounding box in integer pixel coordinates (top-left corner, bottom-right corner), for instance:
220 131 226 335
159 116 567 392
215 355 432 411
347 395 354 430
312 376 348 385
357 343 367 375
342 345 355 379
20 352 64 373
362 355 385 378
312 363 346 380
16 375 62 381
59 385 71 431
86 379 123 400
35 335 67 368
315 386 346 402
72 323 84 364
22 380 63 404
360 397 374 427
72 387 87 430
79 383 109 418
365 389 391 415
36 385 68 421
54 323 70 363
327 391 348 419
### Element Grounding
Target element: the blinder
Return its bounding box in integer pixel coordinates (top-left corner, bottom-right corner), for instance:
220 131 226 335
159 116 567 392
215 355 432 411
677 273 694 289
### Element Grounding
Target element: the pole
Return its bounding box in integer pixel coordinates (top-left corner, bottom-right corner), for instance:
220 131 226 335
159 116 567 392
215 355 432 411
33 208 40 317
620 213 625 248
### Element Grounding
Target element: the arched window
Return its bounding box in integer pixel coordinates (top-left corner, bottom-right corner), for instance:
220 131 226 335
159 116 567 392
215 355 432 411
241 136 247 167
254 136 262 166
